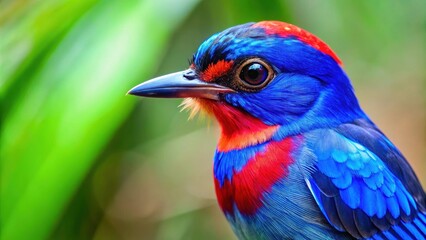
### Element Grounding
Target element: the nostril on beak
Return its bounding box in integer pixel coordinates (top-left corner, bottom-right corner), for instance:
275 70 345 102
183 69 197 80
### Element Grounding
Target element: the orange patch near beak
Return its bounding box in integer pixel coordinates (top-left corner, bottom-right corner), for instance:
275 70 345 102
200 60 234 82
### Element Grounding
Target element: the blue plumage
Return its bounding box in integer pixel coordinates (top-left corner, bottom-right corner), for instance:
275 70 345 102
301 124 424 239
199 22 426 239
129 21 425 239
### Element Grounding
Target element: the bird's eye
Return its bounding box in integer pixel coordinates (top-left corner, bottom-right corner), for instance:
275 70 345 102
237 58 274 90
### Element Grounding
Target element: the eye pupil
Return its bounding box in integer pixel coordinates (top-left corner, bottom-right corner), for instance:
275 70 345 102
247 65 260 79
240 62 269 86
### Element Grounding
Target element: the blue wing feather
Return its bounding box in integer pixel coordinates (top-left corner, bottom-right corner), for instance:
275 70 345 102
302 119 426 239
336 119 426 211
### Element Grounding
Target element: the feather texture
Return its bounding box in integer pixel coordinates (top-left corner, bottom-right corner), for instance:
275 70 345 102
143 21 426 239
299 125 425 239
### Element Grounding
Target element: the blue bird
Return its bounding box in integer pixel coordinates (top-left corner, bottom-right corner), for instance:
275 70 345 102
128 21 426 239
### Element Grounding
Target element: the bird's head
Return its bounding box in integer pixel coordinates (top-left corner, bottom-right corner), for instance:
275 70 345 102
129 21 365 150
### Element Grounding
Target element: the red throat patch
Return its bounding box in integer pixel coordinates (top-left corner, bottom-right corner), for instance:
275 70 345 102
188 98 279 151
252 21 342 65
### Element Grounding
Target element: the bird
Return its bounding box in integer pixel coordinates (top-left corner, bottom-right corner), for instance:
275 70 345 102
128 21 426 239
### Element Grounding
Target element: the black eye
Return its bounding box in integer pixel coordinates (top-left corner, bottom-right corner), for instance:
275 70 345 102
237 58 274 89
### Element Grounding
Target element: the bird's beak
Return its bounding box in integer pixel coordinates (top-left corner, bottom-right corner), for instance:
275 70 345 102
128 69 234 100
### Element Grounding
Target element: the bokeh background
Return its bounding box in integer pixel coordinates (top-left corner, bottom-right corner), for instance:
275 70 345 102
1 0 425 239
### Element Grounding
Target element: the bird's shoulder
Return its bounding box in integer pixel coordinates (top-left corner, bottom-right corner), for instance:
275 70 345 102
296 119 426 239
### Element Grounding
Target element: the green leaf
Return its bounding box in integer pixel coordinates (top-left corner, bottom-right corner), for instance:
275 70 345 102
0 0 200 239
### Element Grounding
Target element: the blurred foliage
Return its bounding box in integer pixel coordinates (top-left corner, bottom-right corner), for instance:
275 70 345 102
0 0 425 240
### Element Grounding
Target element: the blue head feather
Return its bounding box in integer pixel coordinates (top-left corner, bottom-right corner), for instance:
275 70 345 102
193 22 366 137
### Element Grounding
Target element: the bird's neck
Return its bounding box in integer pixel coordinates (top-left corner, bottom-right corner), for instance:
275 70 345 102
201 99 300 216
196 99 279 152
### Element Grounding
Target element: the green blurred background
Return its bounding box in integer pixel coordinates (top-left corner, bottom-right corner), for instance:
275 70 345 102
1 0 425 239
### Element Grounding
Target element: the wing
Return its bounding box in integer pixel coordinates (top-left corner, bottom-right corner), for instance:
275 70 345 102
300 119 426 239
